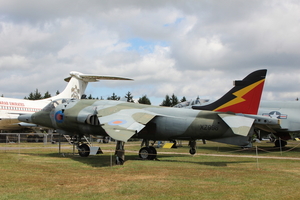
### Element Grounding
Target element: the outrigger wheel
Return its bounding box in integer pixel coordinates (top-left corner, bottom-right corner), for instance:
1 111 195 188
139 146 157 160
78 144 90 157
189 148 196 155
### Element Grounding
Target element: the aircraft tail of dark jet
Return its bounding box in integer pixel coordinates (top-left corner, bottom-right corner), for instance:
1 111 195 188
192 69 267 115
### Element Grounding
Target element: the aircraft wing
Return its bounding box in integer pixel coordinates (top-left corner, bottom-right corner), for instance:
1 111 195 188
99 110 156 142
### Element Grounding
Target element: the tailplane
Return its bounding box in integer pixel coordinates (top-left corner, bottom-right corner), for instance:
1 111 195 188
45 71 133 101
192 69 267 115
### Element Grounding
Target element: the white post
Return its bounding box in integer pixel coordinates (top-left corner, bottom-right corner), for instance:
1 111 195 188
256 145 259 169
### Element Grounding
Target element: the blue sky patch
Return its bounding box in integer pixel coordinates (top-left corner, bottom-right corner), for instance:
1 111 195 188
126 38 169 53
164 17 185 27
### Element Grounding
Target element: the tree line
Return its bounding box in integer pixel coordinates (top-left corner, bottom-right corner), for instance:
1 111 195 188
21 89 187 106
23 89 60 100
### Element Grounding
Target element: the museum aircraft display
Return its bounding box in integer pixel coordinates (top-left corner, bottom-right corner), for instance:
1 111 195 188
19 69 279 165
0 71 132 131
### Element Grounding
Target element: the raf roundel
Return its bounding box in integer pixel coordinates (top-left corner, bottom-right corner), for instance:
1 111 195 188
55 111 64 123
108 119 127 126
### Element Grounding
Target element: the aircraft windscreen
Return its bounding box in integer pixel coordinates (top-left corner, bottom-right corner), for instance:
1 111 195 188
173 98 209 108
42 99 67 111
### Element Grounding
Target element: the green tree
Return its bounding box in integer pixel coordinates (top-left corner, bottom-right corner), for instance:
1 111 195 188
170 93 178 107
138 95 151 105
107 93 120 100
56 90 60 95
25 89 43 100
180 96 187 102
161 95 172 106
44 91 51 99
125 91 134 102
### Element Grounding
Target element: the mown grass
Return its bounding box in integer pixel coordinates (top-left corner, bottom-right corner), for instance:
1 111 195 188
1 141 300 200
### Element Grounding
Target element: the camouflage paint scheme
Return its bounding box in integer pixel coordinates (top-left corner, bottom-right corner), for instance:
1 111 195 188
19 69 279 164
24 99 259 143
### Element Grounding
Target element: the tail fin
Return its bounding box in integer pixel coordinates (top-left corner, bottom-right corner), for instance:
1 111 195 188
47 71 133 100
192 69 267 115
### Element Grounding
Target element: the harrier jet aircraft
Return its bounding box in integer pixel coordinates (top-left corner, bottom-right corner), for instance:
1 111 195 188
0 71 132 131
19 69 279 165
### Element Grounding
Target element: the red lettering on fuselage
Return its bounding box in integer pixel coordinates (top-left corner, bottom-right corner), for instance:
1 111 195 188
0 101 25 106
0 101 9 105
9 102 25 106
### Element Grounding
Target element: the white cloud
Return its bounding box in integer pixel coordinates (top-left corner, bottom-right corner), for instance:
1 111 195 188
0 55 30 70
0 0 300 104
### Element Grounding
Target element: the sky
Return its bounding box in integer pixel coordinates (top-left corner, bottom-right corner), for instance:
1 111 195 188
0 0 300 105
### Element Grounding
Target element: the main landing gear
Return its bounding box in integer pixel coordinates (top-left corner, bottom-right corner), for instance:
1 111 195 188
138 139 199 160
114 140 159 165
139 139 157 160
139 146 157 160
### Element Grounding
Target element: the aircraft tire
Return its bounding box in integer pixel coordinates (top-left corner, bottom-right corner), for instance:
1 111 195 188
275 140 287 147
139 147 150 160
139 147 157 160
148 146 157 160
78 144 90 157
189 148 196 155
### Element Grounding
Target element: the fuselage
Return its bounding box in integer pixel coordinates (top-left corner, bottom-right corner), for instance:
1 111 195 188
20 99 255 146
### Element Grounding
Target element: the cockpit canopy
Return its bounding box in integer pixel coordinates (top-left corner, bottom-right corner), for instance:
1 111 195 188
173 98 210 108
42 99 73 111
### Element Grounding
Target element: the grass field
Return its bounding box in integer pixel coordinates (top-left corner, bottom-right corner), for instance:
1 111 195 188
1 141 300 200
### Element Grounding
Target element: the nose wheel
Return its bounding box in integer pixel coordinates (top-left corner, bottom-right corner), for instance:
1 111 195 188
78 144 90 157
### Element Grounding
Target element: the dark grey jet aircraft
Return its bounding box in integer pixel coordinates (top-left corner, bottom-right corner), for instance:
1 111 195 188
19 69 279 164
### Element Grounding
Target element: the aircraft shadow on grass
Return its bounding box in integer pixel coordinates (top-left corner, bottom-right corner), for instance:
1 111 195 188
197 145 300 154
154 159 252 167
20 152 253 168
9 143 299 168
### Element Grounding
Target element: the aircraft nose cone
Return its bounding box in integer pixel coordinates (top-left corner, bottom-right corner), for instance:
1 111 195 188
18 114 33 123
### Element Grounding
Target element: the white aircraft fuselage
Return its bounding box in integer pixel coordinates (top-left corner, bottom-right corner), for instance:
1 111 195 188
0 71 132 131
